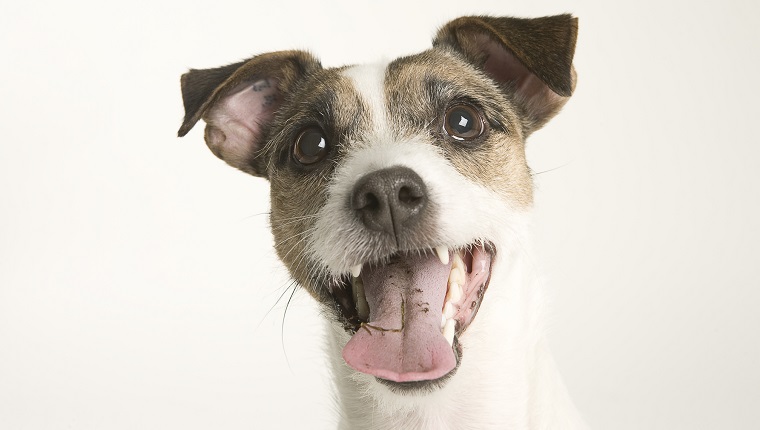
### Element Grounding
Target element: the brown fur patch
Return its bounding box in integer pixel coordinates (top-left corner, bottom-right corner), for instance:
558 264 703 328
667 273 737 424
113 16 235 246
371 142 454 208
263 68 371 300
385 49 534 207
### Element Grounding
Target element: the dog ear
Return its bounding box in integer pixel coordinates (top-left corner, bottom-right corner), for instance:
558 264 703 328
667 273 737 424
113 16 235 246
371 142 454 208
434 15 578 133
178 50 322 177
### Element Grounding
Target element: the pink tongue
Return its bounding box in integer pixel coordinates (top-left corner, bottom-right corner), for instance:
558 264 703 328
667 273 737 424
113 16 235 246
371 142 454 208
342 253 456 382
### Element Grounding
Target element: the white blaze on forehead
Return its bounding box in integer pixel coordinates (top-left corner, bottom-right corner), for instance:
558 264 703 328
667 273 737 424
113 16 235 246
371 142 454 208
341 62 390 136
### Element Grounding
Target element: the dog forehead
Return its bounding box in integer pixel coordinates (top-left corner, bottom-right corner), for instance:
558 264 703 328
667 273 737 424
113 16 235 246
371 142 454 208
338 51 507 139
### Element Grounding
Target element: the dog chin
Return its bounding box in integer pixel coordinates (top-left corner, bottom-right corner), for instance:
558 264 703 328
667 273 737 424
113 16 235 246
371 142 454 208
324 242 495 391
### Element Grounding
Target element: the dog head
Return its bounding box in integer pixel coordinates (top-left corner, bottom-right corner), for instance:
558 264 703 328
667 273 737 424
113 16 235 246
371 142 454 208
178 15 576 393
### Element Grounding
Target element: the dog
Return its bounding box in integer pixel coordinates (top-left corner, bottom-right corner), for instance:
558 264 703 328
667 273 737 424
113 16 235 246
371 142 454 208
178 14 585 429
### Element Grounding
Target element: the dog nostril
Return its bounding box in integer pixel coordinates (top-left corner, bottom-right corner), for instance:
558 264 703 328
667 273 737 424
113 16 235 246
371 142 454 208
362 192 380 211
398 186 421 205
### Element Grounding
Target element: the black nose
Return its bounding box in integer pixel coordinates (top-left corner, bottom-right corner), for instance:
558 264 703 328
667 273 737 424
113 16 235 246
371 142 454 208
351 166 428 237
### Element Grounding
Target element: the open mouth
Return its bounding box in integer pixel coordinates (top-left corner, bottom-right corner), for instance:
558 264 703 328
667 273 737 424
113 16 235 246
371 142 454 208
330 243 494 388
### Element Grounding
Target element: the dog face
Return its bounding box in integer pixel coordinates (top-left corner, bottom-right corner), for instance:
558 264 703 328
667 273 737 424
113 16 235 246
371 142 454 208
179 15 577 391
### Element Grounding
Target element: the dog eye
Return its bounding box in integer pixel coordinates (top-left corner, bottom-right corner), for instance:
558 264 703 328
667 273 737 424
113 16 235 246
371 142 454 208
443 104 485 141
294 127 328 165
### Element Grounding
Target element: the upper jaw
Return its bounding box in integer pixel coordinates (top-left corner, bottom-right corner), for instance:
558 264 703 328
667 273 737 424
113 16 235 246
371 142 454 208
328 243 494 327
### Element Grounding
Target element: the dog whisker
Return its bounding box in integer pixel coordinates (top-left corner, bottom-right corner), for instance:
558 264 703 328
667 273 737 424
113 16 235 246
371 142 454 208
254 278 299 334
280 281 300 372
236 211 271 223
531 163 569 176
269 215 320 231
275 227 317 264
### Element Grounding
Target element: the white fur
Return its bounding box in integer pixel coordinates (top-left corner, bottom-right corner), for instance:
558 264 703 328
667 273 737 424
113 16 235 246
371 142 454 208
305 63 587 429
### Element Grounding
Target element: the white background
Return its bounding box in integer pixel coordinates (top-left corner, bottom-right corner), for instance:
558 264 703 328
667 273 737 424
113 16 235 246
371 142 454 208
1 0 758 428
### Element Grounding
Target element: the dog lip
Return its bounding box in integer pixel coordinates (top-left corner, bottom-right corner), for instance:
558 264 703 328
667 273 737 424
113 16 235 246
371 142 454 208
452 243 494 339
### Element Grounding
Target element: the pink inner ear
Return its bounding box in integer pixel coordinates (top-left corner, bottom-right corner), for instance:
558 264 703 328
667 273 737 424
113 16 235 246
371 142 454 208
479 37 564 122
205 78 280 167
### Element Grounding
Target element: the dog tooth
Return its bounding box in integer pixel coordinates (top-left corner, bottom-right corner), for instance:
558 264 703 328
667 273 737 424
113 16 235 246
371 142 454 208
434 246 449 265
351 264 362 278
441 314 447 330
352 276 370 321
452 251 464 268
443 319 456 347
451 252 466 281
447 282 462 303
454 283 464 303
443 301 455 319
449 265 466 287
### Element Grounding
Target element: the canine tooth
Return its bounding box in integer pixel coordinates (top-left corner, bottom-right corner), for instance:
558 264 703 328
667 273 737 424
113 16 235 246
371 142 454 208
443 301 455 319
441 314 447 329
443 319 456 346
447 282 463 303
352 276 370 321
434 246 449 265
351 264 362 278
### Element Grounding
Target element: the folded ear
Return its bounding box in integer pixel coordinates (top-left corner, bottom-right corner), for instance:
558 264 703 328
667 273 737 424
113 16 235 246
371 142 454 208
178 50 321 177
433 15 578 134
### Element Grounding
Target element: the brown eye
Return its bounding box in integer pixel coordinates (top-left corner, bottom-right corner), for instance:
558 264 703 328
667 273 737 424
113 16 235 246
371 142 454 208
443 104 485 141
294 127 328 165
